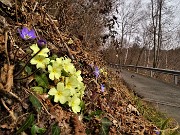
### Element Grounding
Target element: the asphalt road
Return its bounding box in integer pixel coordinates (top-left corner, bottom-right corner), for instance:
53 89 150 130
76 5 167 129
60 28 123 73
120 70 180 124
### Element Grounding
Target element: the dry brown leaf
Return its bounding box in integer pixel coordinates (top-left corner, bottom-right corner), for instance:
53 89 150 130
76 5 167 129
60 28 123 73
1 64 8 84
72 115 86 135
0 124 9 129
4 65 14 92
0 83 3 90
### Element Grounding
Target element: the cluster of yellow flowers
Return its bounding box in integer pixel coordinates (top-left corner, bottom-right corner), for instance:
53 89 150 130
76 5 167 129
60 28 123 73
30 44 85 113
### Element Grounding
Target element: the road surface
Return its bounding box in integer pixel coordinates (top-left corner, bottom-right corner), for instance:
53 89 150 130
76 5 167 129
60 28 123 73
120 70 180 124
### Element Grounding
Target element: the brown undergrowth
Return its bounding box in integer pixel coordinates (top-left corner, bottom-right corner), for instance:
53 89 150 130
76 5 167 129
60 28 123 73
0 1 159 134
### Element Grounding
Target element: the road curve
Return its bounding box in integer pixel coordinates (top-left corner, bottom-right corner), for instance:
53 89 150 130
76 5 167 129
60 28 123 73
120 70 180 124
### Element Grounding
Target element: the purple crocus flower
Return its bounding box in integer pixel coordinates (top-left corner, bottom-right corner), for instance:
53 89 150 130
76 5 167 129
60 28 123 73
155 131 160 135
94 66 100 79
100 84 105 92
18 27 36 40
37 39 47 48
154 128 160 135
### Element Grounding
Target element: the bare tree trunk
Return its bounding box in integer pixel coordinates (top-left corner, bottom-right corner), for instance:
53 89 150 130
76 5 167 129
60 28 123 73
165 51 168 69
136 47 145 66
144 49 146 66
124 48 129 65
147 48 151 67
124 31 132 65
151 0 159 68
156 0 163 66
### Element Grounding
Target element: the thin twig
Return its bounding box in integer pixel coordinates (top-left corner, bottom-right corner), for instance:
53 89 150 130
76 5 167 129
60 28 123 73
1 98 17 121
45 13 74 59
14 49 41 77
5 29 10 65
9 91 22 103
14 68 39 80
13 42 27 64
33 2 38 12
24 88 52 116
0 88 24 107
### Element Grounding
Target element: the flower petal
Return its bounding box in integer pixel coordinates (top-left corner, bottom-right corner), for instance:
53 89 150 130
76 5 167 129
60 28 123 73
54 94 61 102
36 62 45 69
28 29 36 39
54 73 61 79
30 44 40 55
48 88 57 96
72 105 81 113
59 96 68 104
30 58 37 65
57 82 64 91
21 27 29 35
49 73 55 80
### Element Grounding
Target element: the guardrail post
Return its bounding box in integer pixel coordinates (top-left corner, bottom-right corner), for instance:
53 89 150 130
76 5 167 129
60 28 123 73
174 75 178 85
150 71 153 77
136 68 139 73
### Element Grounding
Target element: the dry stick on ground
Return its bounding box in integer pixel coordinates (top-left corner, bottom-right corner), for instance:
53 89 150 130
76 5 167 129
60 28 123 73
45 13 74 60
33 2 38 12
24 87 52 116
1 27 25 107
1 98 17 121
4 29 14 92
4 29 10 65
4 65 14 92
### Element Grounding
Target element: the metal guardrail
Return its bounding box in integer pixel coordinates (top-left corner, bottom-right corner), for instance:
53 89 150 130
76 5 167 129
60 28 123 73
109 63 180 85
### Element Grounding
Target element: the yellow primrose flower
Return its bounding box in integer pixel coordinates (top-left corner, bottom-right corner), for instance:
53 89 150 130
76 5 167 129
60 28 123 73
65 76 79 95
74 70 83 82
76 82 85 98
48 61 62 80
30 55 50 69
63 58 76 74
48 82 70 104
30 44 49 57
55 57 64 66
68 96 81 113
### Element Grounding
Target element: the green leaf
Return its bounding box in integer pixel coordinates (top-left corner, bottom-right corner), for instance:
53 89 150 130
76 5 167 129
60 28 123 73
100 117 112 135
15 114 34 134
84 110 104 121
31 87 44 94
50 54 58 60
31 125 46 135
29 95 42 112
52 123 61 135
35 74 49 88
90 110 103 117
25 66 32 75
80 101 85 111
